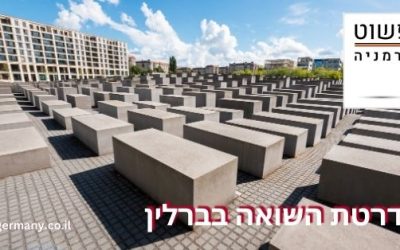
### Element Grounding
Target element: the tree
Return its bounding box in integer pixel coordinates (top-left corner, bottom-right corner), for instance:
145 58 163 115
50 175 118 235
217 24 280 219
169 56 177 73
233 67 342 80
129 65 142 76
154 66 164 73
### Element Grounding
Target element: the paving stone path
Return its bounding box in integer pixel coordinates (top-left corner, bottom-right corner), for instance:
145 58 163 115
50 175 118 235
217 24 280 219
0 99 360 249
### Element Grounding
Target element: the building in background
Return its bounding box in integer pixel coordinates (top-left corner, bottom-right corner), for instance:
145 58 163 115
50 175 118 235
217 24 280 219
0 14 129 82
264 59 295 70
229 62 260 73
313 58 343 70
297 57 314 71
205 65 219 74
219 66 229 74
205 65 218 74
135 59 169 73
128 55 136 67
176 67 191 73
191 67 205 75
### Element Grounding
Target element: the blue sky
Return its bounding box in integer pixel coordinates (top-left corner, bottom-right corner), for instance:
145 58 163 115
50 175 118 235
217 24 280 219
1 0 400 66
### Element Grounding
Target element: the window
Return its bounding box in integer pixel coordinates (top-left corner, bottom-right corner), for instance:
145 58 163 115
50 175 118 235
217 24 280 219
6 41 15 47
8 55 18 62
32 38 41 44
43 33 52 39
2 26 12 32
31 31 40 37
4 33 14 40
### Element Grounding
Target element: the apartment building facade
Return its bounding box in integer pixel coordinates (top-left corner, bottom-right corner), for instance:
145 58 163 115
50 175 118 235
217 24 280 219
229 62 261 73
313 58 343 70
297 57 314 71
0 14 129 82
135 59 169 73
265 59 295 70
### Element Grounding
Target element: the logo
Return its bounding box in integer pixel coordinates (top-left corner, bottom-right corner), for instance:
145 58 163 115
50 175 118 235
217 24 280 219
344 13 400 108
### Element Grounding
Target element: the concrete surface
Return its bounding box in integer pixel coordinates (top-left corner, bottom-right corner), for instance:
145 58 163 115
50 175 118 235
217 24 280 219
184 121 284 178
0 112 32 131
127 108 185 137
0 127 50 179
113 129 238 225
72 114 134 155
53 108 91 130
226 119 307 157
167 106 220 123
98 100 138 122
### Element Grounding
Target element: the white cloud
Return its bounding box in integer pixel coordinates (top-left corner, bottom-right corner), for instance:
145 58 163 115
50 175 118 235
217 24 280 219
120 12 135 27
55 3 83 30
281 3 311 26
336 28 344 38
55 1 337 66
99 0 119 5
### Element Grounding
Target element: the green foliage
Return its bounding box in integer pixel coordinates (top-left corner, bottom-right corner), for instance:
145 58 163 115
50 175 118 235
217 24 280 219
154 66 164 73
233 67 343 80
129 65 154 76
129 65 142 75
169 56 177 73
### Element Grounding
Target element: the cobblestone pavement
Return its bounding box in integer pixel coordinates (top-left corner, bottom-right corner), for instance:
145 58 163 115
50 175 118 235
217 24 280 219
0 97 360 250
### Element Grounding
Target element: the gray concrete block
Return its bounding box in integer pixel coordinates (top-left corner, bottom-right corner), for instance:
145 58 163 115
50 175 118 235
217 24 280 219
236 94 277 112
272 107 333 137
182 91 216 107
161 87 183 95
66 94 92 109
41 100 72 117
98 100 138 122
216 87 246 98
358 116 400 128
364 109 400 120
318 145 400 221
34 95 57 110
184 121 284 178
81 87 99 106
28 90 47 106
297 98 345 118
263 91 298 103
0 105 23 114
160 95 196 107
53 108 91 130
315 93 342 99
93 91 110 107
287 103 341 127
57 87 78 101
218 98 262 118
134 88 162 101
72 114 134 155
0 127 50 179
103 82 122 92
113 128 238 225
252 112 323 146
0 97 17 106
227 118 307 157
0 113 32 131
128 108 185 137
351 123 400 141
116 86 135 93
340 134 400 155
134 101 170 111
167 106 219 123
110 93 139 103
269 198 400 250
202 107 244 123
0 94 14 99
273 88 305 99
